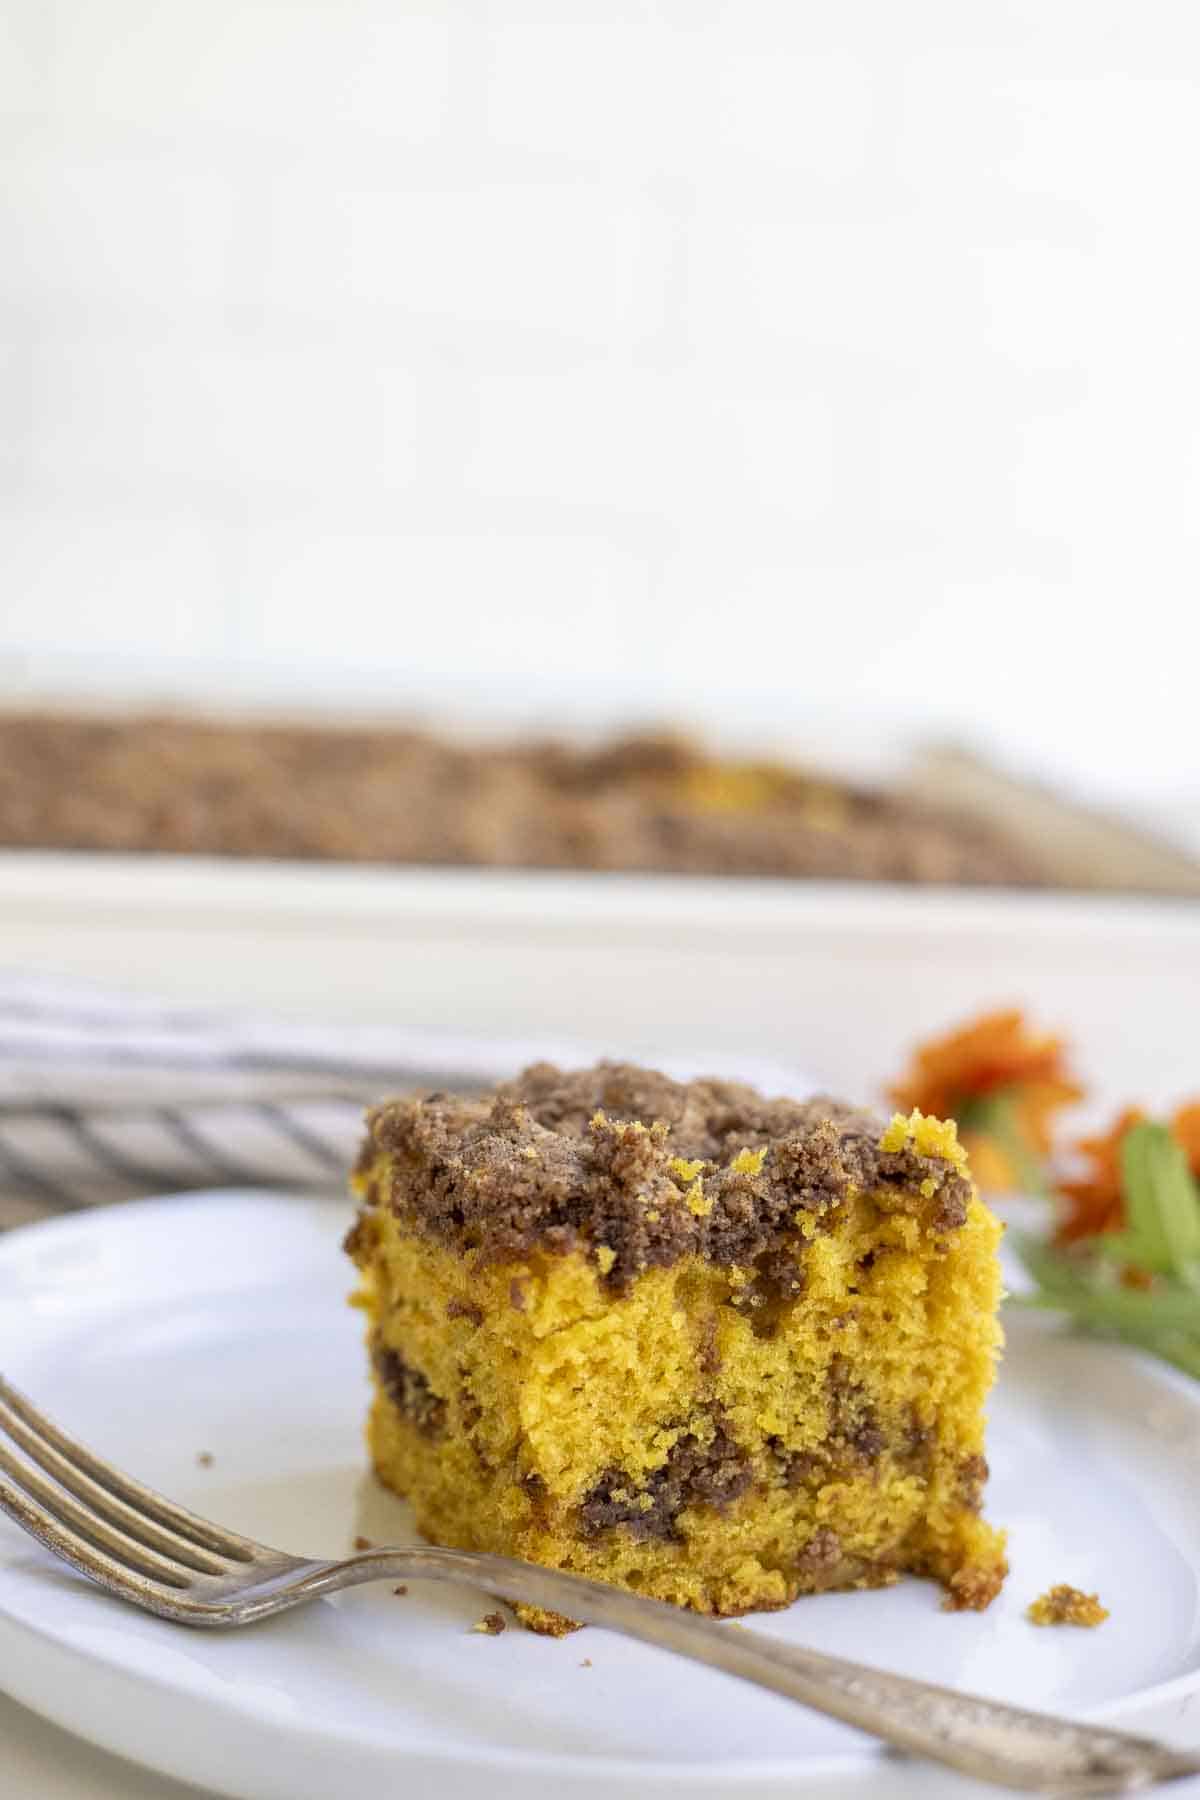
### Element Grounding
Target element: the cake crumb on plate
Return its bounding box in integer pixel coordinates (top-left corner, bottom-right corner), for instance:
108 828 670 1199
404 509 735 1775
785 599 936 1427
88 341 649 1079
471 1612 506 1636
1027 1585 1108 1627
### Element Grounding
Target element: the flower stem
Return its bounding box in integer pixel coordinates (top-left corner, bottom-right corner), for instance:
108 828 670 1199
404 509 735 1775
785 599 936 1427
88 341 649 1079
957 1092 1050 1199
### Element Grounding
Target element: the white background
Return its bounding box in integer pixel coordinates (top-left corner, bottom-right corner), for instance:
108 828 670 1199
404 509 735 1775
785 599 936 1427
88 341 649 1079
4 13 1200 1794
2 1 1200 803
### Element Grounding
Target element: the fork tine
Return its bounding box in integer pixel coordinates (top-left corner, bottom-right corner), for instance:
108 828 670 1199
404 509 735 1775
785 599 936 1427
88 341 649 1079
0 1444 191 1590
0 1394 229 1576
0 1377 257 1564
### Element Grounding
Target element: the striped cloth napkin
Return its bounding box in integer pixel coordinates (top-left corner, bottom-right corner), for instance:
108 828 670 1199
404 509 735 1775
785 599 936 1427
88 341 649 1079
0 974 813 1231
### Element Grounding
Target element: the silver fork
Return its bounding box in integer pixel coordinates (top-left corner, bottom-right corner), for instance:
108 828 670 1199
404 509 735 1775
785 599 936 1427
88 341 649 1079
1 1376 1196 1800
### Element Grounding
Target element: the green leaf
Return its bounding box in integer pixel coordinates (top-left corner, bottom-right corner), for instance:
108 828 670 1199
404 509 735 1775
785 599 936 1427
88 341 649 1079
1092 1230 1176 1275
956 1091 1050 1198
1155 1335 1200 1380
1011 1229 1084 1295
1012 1223 1200 1380
1012 1294 1200 1380
1012 1278 1200 1334
1120 1122 1200 1281
1012 1136 1200 1383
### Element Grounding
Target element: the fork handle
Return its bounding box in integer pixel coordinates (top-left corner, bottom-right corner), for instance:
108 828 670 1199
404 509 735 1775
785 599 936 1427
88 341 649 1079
289 1547 1199 1796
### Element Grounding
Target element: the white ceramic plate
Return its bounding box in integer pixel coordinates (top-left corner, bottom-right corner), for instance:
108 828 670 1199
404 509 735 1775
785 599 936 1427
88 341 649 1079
2 1193 1200 1800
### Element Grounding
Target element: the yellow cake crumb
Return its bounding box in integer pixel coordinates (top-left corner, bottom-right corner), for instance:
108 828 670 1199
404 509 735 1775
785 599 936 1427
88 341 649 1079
678 765 781 814
684 1181 712 1217
730 1147 767 1176
1027 1585 1109 1628
880 1108 968 1172
671 1157 705 1183
595 1245 616 1275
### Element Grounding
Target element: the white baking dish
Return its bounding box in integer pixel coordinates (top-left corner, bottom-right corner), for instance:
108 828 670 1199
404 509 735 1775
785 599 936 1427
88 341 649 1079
1 851 1196 1118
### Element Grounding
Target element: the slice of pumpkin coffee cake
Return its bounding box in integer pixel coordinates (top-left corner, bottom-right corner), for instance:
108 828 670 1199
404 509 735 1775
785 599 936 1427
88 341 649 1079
346 1062 1006 1632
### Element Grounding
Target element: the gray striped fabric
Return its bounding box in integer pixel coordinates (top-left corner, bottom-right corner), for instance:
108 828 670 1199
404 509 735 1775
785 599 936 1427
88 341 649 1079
0 974 812 1231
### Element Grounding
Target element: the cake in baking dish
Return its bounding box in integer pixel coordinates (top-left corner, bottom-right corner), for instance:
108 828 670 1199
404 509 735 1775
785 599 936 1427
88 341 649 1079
0 712 1044 885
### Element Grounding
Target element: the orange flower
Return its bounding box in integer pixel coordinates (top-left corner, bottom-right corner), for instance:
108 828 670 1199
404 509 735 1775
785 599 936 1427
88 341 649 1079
1057 1101 1200 1245
889 1009 1083 1190
1055 1107 1145 1244
1171 1102 1200 1171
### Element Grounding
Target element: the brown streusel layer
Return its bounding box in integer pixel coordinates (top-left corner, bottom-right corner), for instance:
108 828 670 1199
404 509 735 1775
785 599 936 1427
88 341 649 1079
0 712 1045 885
354 1061 974 1290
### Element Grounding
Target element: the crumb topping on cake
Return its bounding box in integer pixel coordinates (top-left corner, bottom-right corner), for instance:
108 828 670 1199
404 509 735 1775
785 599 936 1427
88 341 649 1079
0 713 1046 886
359 1061 974 1288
